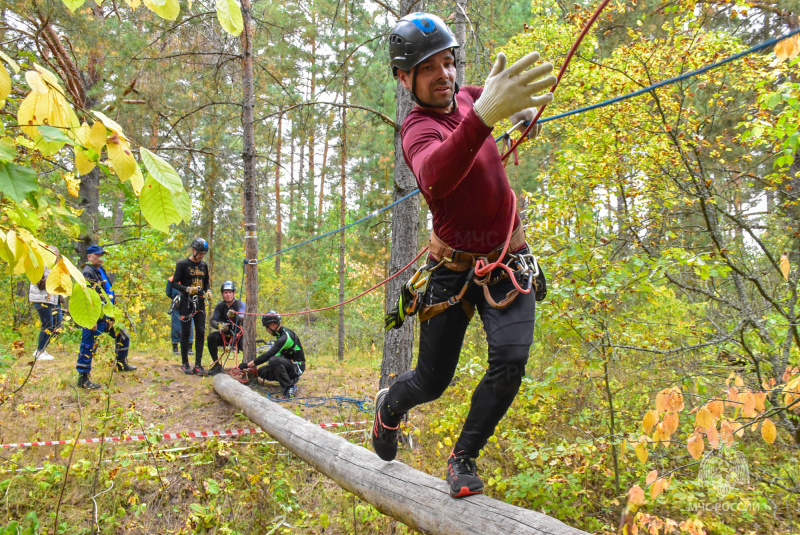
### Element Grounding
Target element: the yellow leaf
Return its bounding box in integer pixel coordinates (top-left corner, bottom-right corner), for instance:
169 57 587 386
646 470 658 486
695 407 714 430
75 149 96 176
662 411 679 437
655 388 669 413
130 163 144 195
741 392 756 418
707 399 724 419
46 258 73 296
17 68 78 138
0 233 13 265
72 122 92 147
143 0 180 20
634 441 648 463
687 432 704 460
92 110 126 137
22 240 44 284
0 64 10 107
107 136 137 181
734 374 744 387
88 121 108 152
780 252 790 281
775 36 800 61
650 478 666 500
62 172 81 197
643 410 658 434
61 255 86 287
761 418 776 444
125 0 142 6
0 51 20 74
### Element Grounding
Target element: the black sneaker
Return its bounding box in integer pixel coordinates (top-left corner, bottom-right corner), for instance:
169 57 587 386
207 363 223 376
445 450 484 498
180 363 193 375
193 364 208 376
371 388 401 461
188 349 194 356
172 343 179 355
283 385 297 398
77 372 101 390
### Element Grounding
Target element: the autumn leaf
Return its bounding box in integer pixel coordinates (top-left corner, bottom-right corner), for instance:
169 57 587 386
687 432 704 459
778 252 790 281
761 418 777 444
643 410 658 434
707 421 720 449
646 470 658 486
719 420 735 447
628 485 645 507
650 478 666 500
46 258 73 295
662 411 679 437
635 441 648 463
695 407 714 430
707 399 724 419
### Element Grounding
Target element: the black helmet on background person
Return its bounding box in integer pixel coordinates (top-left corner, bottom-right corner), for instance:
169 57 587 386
190 238 209 253
261 310 281 328
388 12 460 78
220 280 236 293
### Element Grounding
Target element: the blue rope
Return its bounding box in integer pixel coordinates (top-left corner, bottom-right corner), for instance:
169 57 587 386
538 27 800 124
250 189 420 265
248 27 799 264
252 384 371 412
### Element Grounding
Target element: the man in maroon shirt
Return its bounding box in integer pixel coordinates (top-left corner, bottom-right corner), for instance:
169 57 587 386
373 12 555 498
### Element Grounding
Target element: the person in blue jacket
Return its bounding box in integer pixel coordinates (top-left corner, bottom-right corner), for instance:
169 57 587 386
76 245 136 389
167 276 193 355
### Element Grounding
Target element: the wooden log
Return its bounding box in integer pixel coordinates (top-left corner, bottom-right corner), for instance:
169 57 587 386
213 374 588 535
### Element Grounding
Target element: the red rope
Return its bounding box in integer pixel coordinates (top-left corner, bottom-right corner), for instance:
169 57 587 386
241 246 429 318
501 0 613 160
477 0 613 287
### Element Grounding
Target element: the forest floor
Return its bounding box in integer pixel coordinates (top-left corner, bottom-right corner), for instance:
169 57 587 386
0 339 379 471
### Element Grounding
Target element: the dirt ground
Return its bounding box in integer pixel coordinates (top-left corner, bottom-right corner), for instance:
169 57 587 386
0 341 377 465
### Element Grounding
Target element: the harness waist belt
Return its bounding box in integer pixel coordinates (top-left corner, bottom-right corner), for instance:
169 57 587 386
428 224 527 272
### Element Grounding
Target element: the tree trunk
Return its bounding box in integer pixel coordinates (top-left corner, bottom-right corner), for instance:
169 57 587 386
318 117 331 227
275 115 283 276
338 2 349 362
380 0 421 389
240 0 259 364
307 23 317 232
454 0 468 88
213 375 588 535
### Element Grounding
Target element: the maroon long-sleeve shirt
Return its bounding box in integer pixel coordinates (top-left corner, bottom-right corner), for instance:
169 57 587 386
401 85 520 254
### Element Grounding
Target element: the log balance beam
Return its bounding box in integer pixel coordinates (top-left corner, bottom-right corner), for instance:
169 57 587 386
214 374 588 535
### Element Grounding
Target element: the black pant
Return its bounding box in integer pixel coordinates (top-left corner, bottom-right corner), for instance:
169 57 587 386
207 330 242 365
180 296 205 365
257 356 300 388
384 254 535 457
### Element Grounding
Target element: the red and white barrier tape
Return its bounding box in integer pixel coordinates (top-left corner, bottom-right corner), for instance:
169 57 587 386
1 420 369 449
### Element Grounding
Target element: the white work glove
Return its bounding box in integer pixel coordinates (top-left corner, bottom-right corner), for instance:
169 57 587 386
509 107 543 140
473 52 556 128
204 290 213 301
218 323 229 332
187 286 201 296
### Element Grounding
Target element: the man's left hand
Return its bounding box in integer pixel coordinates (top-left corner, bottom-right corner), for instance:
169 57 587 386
204 290 213 301
227 309 238 319
510 108 543 140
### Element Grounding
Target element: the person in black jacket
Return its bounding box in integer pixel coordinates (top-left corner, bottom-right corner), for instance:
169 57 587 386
238 311 305 398
171 238 212 376
206 280 245 375
76 245 136 389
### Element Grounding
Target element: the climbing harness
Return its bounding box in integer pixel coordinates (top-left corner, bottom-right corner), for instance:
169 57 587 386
179 295 204 323
167 295 180 315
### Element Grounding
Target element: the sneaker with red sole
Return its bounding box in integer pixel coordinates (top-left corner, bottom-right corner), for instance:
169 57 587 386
445 450 484 498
